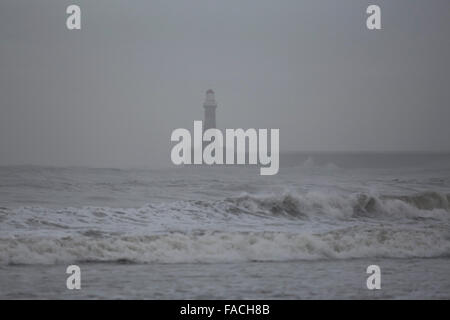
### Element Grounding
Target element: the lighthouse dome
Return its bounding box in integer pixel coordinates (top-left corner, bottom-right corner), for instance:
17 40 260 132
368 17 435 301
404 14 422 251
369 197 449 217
204 89 217 108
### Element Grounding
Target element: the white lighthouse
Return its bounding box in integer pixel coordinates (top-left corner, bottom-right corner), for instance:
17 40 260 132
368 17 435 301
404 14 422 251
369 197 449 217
203 89 217 131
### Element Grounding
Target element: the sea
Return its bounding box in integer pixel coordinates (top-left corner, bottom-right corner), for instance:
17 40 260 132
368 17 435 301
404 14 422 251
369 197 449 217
0 152 449 299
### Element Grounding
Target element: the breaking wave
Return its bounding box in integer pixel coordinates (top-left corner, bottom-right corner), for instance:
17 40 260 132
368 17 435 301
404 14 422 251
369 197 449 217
223 191 450 220
1 227 449 265
0 191 449 265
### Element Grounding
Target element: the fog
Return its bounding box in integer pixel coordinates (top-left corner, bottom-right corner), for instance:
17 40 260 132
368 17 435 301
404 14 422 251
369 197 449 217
1 0 449 167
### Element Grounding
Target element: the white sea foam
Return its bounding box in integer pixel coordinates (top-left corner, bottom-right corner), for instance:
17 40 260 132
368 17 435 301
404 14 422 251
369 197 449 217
1 164 449 266
0 191 449 265
1 226 449 265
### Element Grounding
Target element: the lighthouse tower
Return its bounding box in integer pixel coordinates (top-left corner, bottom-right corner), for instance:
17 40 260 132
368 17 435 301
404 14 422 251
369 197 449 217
203 89 217 131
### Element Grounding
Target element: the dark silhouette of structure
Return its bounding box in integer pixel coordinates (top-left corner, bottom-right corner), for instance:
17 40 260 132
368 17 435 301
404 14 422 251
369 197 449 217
203 89 217 131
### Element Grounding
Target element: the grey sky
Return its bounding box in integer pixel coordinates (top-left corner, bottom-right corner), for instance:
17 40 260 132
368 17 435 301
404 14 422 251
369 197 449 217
1 0 449 167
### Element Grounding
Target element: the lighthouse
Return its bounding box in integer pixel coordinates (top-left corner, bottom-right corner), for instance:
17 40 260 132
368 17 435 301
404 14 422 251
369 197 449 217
203 89 217 131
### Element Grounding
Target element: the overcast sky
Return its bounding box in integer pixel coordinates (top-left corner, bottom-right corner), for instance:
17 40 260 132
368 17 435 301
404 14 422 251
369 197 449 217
1 0 449 167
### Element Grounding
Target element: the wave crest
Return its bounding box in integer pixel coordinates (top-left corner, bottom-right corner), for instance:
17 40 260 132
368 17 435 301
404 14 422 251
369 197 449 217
225 191 450 220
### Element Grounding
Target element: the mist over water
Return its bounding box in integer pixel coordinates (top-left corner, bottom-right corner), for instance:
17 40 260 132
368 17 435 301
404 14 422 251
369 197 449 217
1 153 450 298
1 0 450 300
0 153 449 263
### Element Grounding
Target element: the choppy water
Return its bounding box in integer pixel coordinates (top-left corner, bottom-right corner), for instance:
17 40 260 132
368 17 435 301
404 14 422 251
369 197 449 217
1 153 450 299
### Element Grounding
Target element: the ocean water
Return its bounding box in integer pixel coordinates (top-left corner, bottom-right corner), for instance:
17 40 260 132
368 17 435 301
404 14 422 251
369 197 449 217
0 153 450 299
